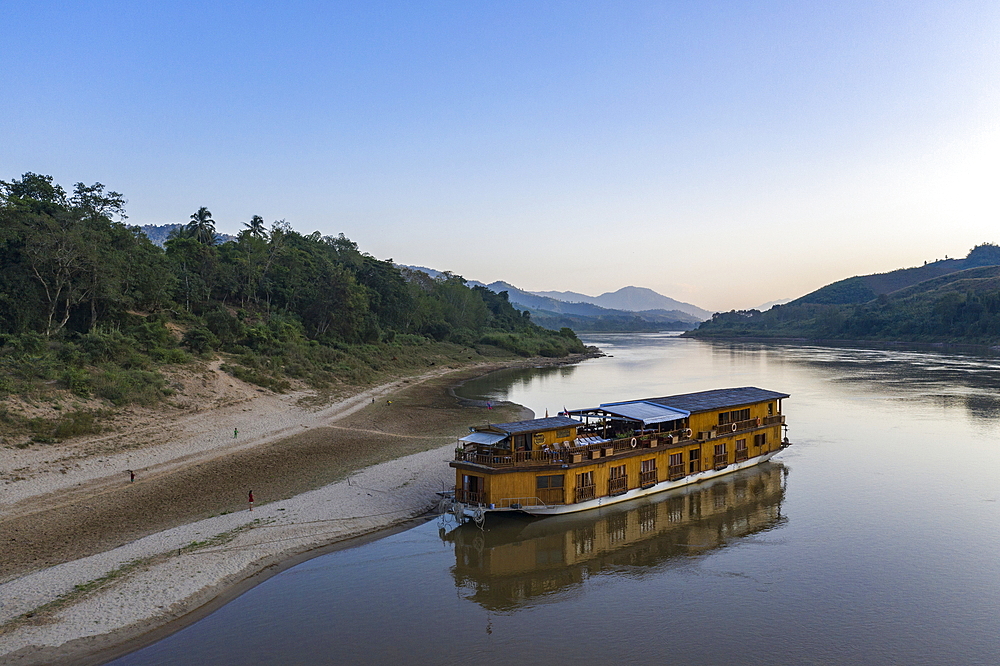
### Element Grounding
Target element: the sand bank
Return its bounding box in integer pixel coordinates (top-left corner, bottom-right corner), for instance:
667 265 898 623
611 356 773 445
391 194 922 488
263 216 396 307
0 441 457 665
0 353 593 664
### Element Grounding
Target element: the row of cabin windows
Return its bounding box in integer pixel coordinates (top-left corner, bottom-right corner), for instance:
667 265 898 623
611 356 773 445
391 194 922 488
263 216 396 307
717 402 776 426
535 435 771 493
718 408 750 425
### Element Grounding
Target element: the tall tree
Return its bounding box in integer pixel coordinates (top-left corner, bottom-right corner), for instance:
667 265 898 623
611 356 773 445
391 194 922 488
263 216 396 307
244 215 266 239
186 206 216 245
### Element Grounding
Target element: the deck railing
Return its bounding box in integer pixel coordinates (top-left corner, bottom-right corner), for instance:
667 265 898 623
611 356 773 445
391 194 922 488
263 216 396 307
713 453 728 470
455 430 696 469
667 463 686 480
763 414 785 426
639 469 658 488
735 448 748 462
496 497 547 509
455 489 485 504
608 475 628 496
575 484 596 502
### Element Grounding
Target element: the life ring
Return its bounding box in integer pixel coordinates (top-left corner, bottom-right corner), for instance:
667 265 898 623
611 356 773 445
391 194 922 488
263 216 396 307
731 423 738 432
683 428 692 437
630 437 637 448
756 417 762 426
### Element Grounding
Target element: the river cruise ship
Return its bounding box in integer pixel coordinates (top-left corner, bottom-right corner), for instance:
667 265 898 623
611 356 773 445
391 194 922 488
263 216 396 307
450 387 789 517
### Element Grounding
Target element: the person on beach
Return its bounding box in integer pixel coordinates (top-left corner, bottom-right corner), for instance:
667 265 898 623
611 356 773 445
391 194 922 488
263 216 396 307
248 489 254 511
234 427 239 438
128 470 135 483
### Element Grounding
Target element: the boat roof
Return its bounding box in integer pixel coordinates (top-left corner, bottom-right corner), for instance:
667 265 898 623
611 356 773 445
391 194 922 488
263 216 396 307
574 400 689 425
645 387 789 413
475 415 579 435
460 431 509 446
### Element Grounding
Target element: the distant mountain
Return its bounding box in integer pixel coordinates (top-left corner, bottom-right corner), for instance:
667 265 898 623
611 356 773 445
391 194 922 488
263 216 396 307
139 224 237 248
531 286 712 320
485 281 701 324
396 267 701 332
688 244 1000 343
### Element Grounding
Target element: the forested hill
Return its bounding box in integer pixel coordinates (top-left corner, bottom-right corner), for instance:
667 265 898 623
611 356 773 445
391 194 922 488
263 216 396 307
688 244 1000 343
790 243 1000 305
0 173 586 409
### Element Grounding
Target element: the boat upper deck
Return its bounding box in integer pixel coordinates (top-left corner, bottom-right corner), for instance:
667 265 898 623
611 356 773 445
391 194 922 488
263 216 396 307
455 414 786 470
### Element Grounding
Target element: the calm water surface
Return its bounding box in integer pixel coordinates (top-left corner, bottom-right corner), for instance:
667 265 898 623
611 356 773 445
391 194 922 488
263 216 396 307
111 335 1000 665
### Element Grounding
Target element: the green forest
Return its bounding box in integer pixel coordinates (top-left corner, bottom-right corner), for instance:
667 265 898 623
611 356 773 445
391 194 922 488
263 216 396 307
688 245 1000 344
0 173 586 413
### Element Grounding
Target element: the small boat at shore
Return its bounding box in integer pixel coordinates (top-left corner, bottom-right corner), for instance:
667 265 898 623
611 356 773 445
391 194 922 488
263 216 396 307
448 386 789 519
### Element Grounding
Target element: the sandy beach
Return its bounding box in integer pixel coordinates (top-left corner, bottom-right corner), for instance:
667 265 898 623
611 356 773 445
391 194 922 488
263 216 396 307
0 353 586 665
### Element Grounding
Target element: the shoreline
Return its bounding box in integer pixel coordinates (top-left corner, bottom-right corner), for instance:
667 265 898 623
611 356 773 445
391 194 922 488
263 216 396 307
0 350 600 665
681 333 1000 354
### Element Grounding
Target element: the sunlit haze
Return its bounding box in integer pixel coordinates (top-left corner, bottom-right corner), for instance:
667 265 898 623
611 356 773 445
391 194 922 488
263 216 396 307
3 1 998 312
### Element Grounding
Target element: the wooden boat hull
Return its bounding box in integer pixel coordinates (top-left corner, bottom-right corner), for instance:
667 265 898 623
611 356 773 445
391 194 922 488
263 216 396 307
462 446 785 518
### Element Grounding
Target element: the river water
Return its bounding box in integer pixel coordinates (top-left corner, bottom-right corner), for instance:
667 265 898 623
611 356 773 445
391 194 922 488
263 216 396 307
110 334 1000 665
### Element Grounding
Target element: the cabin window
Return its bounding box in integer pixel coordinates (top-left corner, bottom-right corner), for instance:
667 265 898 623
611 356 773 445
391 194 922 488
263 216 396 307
536 474 564 489
461 475 483 504
754 433 767 447
608 464 628 496
514 434 529 451
718 408 751 426
768 403 774 416
735 438 748 461
713 443 728 469
688 447 702 474
640 458 658 487
575 471 596 502
556 428 571 438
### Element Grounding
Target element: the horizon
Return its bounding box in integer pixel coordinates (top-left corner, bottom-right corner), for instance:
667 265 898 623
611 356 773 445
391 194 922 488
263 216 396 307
4 2 998 311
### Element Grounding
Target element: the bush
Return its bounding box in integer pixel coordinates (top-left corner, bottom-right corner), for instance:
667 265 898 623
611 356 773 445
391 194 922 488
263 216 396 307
92 368 169 405
182 327 218 354
62 367 91 397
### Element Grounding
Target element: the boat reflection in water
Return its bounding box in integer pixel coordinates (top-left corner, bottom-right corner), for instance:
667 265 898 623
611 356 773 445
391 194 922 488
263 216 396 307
441 462 787 611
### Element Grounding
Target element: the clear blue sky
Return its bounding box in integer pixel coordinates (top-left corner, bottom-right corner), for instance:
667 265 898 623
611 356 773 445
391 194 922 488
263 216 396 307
3 1 998 310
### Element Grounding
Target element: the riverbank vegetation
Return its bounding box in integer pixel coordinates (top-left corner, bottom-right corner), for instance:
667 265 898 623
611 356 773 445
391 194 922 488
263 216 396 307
0 173 587 416
688 245 1000 343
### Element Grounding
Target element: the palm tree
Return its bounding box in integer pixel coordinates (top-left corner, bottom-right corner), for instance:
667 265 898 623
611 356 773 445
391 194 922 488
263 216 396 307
186 206 216 245
244 215 266 239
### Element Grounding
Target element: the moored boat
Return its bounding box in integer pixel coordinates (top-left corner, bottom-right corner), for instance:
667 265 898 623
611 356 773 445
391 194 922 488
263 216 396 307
449 386 789 518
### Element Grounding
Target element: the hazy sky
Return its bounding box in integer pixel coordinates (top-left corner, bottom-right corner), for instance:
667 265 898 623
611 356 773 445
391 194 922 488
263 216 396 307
3 1 999 311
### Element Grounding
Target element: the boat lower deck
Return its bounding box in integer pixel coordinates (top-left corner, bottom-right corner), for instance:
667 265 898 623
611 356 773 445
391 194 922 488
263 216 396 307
457 446 785 518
